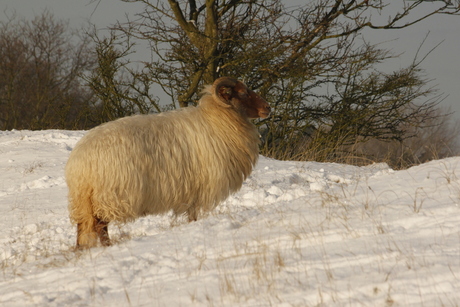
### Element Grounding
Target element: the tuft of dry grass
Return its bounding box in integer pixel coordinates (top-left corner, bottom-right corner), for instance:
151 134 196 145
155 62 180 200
261 111 460 170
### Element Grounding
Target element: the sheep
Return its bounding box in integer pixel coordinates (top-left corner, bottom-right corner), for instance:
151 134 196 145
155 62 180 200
65 77 271 248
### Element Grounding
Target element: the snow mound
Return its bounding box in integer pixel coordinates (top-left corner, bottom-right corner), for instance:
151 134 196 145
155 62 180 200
0 130 459 306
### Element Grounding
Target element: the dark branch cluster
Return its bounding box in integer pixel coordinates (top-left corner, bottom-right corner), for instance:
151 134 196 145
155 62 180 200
89 0 460 167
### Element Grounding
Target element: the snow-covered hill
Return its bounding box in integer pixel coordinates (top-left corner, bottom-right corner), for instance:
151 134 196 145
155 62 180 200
1 130 459 306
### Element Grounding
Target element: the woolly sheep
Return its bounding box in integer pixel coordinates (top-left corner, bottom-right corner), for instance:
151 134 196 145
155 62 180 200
65 77 271 248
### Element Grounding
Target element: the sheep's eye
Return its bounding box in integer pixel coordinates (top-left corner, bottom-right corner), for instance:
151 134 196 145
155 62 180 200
238 92 248 98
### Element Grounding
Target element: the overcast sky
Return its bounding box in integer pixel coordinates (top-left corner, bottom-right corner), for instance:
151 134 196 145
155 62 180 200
2 0 460 122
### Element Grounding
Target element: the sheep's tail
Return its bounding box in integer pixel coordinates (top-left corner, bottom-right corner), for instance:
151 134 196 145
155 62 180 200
69 186 109 248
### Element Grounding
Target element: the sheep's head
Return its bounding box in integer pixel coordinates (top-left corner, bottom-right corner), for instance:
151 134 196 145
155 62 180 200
213 77 271 119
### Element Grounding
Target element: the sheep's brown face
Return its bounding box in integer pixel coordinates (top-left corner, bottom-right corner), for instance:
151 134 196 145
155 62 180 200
246 90 271 119
233 83 271 119
215 77 271 119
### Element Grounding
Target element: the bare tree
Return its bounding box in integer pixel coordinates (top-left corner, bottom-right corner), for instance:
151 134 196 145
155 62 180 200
89 0 460 163
0 11 96 130
82 30 162 122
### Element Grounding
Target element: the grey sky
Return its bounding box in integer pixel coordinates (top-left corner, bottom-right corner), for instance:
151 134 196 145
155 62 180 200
2 0 460 121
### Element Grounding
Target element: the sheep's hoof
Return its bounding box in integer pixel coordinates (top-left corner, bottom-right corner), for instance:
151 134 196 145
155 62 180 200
187 209 198 222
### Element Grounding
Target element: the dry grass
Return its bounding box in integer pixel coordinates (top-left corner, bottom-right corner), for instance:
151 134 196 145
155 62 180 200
262 112 460 170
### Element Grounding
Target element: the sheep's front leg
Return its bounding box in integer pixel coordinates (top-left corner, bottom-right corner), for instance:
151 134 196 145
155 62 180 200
187 206 198 222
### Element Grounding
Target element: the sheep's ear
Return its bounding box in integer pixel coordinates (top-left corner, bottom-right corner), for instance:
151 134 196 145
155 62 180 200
217 86 234 103
214 77 238 105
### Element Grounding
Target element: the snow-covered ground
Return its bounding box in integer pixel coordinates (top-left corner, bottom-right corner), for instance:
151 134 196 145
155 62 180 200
0 130 459 306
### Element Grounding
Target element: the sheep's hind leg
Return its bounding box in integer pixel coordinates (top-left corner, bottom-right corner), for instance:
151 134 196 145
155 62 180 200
76 217 98 249
95 217 111 246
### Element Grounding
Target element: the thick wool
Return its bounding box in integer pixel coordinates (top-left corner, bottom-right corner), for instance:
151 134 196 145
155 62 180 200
66 84 261 247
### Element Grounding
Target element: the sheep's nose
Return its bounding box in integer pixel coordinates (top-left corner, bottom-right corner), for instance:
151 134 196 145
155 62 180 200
258 103 271 118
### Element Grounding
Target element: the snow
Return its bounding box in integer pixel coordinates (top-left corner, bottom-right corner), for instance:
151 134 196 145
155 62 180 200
0 129 459 306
